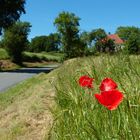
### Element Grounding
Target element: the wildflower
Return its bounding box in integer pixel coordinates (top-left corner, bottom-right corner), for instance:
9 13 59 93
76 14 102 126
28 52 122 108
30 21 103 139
100 78 117 92
79 75 94 88
94 90 123 110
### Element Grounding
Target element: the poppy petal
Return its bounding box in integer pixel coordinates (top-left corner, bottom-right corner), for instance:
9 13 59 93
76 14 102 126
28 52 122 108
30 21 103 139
94 90 123 110
100 78 118 91
79 75 94 88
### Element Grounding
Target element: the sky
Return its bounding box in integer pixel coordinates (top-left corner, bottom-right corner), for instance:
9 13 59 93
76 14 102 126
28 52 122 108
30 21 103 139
21 0 140 40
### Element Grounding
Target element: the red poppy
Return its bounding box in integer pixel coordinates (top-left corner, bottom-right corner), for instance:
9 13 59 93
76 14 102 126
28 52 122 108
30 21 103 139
94 90 123 110
79 75 94 88
100 78 117 92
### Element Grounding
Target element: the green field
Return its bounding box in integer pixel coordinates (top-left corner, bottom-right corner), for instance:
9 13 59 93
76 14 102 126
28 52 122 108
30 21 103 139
51 54 140 140
0 48 64 62
23 51 64 63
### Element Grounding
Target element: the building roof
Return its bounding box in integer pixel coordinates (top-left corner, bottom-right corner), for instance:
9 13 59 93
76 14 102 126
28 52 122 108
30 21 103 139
107 34 124 44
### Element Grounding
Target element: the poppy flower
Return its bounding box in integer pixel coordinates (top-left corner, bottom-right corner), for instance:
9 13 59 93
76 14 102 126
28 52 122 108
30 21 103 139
79 75 94 88
94 90 123 110
100 78 117 92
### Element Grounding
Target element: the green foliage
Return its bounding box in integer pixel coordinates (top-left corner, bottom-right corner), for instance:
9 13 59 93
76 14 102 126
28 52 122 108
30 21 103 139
80 29 116 54
95 38 116 53
125 34 140 54
90 28 107 42
30 36 47 52
2 22 31 64
116 26 140 41
54 11 86 58
46 33 60 52
0 48 9 59
0 0 25 34
116 26 140 54
51 55 140 140
29 33 60 52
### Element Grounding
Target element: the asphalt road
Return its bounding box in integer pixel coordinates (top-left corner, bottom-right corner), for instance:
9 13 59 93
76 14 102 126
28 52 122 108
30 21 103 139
0 64 59 92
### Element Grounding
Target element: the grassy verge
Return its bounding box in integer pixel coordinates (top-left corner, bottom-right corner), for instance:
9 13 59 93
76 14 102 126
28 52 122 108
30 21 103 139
51 54 140 140
0 71 58 139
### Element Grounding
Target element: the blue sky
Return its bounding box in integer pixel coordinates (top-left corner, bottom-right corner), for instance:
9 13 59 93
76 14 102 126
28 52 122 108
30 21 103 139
21 0 140 40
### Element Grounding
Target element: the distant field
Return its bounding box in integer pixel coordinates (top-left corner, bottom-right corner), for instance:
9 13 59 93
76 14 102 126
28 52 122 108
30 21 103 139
23 51 64 62
0 48 64 62
51 54 140 140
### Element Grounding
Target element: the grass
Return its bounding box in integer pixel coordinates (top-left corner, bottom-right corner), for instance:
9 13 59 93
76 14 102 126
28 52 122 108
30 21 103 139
23 51 64 63
50 54 140 140
0 71 58 139
0 48 64 62
0 48 63 70
0 48 9 60
0 54 139 139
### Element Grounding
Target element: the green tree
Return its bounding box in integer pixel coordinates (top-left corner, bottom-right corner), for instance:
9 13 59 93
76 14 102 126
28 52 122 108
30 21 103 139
125 33 140 54
45 33 60 52
30 33 60 52
0 0 25 34
3 21 31 64
30 36 47 52
54 11 85 58
116 26 140 41
116 26 140 54
90 29 107 52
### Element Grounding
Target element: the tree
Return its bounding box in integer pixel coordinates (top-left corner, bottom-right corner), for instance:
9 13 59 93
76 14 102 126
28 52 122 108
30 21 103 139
116 26 140 41
90 28 107 42
45 33 60 52
3 21 31 64
0 0 25 34
80 31 91 47
125 33 140 54
30 36 47 52
116 26 140 54
30 33 60 52
54 11 86 58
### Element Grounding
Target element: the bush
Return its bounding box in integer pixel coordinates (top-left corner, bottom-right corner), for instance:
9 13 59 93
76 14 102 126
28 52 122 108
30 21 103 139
3 22 31 64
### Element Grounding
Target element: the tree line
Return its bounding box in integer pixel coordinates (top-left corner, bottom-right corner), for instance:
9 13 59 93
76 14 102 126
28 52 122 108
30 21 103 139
0 1 140 64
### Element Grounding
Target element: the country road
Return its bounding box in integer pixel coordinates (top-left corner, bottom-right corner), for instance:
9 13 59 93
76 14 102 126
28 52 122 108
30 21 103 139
0 64 59 92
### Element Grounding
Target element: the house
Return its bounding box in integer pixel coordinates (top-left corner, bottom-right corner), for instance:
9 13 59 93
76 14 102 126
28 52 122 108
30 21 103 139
107 34 124 51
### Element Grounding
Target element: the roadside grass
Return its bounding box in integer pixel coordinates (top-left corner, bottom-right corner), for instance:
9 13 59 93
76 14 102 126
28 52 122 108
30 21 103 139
0 48 9 60
23 52 64 63
50 54 140 140
0 71 58 140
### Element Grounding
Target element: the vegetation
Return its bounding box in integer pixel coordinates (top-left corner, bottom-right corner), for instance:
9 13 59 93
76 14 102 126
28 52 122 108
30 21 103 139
0 48 9 60
2 22 31 64
54 11 86 58
0 73 56 139
116 26 140 54
29 33 60 52
51 54 140 140
23 51 64 62
0 0 25 34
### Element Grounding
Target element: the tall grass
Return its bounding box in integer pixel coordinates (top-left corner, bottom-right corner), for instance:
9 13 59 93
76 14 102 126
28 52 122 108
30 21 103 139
51 54 140 140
